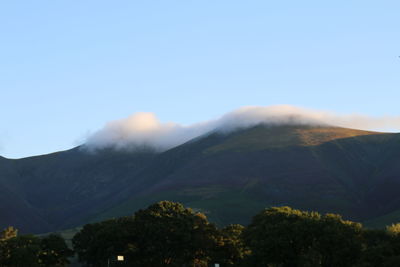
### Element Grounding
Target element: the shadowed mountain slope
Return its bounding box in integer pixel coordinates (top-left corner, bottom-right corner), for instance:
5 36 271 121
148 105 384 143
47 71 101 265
1 125 400 233
0 148 157 233
94 125 400 225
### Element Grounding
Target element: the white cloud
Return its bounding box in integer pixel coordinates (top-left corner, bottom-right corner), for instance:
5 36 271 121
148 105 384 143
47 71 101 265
83 105 400 152
84 112 214 152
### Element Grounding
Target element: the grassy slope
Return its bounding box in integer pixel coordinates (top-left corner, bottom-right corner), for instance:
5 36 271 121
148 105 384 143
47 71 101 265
2 124 400 232
0 147 157 233
205 125 380 153
93 125 400 227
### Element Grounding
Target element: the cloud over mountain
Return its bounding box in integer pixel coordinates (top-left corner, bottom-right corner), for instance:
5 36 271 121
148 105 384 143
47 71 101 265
84 105 400 152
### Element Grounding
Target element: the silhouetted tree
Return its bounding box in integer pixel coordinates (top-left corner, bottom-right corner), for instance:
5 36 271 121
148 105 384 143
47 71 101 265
39 234 73 267
243 206 362 267
386 222 400 235
125 201 218 266
73 217 134 266
0 226 18 264
0 226 17 241
73 201 222 266
1 235 41 267
210 224 249 266
316 213 363 267
356 227 400 267
0 227 72 267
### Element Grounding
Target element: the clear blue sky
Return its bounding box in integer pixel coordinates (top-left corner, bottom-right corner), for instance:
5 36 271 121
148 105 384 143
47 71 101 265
1 1 399 158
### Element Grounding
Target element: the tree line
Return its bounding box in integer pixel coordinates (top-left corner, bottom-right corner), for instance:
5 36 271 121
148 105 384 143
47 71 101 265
0 226 73 266
1 201 400 266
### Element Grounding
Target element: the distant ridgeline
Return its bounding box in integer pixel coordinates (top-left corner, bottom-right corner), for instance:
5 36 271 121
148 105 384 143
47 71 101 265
1 124 400 233
2 201 400 266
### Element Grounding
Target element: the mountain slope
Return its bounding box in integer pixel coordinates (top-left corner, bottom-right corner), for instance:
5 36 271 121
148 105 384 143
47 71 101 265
1 124 400 233
91 125 400 226
0 148 157 233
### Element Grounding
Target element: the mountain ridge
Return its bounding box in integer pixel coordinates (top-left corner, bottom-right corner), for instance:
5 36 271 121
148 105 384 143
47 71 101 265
1 124 400 233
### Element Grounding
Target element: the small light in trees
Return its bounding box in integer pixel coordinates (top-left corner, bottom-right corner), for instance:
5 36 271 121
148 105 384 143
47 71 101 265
117 255 124 261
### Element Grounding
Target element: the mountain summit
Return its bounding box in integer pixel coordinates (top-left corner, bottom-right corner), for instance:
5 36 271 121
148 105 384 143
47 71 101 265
1 124 400 233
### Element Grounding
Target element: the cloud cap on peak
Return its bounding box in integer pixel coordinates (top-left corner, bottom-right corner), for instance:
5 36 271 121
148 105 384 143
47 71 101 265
214 105 330 131
83 105 400 152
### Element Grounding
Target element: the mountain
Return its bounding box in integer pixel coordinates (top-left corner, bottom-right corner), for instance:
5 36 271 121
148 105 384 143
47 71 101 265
0 148 157 233
1 124 400 233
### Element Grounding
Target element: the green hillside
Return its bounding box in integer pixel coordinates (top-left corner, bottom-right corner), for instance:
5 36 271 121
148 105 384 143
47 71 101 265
1 124 400 233
91 125 400 227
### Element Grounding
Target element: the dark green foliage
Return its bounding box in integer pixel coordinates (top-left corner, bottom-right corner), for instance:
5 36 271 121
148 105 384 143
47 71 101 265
72 217 135 266
0 226 17 241
356 228 400 267
210 224 249 266
1 235 41 267
316 214 363 267
243 206 363 267
73 201 245 266
39 234 74 267
127 201 219 266
0 227 72 267
243 206 320 266
70 202 400 266
0 226 18 264
7 202 400 266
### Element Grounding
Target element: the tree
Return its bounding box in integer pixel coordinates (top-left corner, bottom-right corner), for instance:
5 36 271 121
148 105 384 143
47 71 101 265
126 201 218 267
243 206 321 267
315 213 363 267
39 234 74 267
386 223 400 235
73 201 219 266
0 226 19 264
73 217 134 266
1 235 41 267
357 228 400 267
0 226 18 241
210 224 249 266
243 206 363 267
